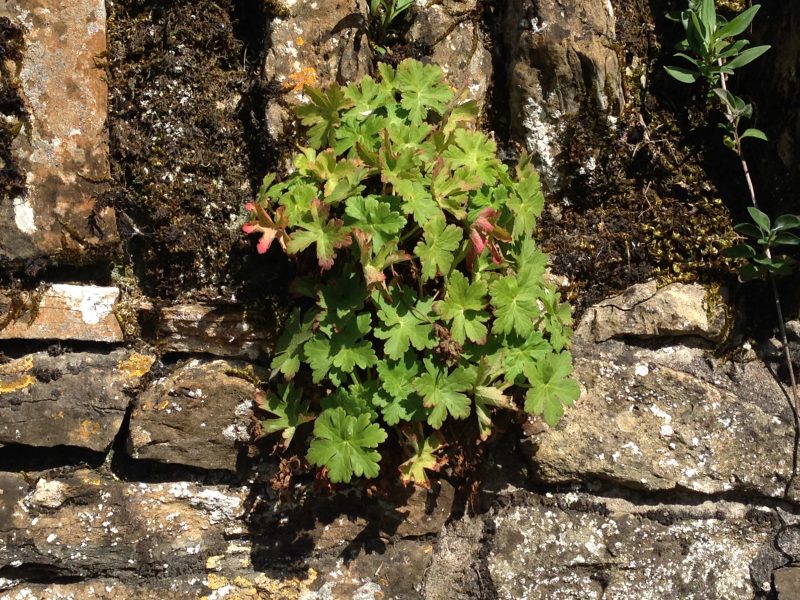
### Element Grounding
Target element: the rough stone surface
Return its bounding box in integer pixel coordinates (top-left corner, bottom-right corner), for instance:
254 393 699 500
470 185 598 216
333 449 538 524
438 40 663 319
0 350 154 451
127 359 260 471
503 0 624 187
408 0 492 110
422 515 494 600
0 284 123 342
0 580 209 600
0 469 248 583
524 342 796 500
156 303 274 360
575 280 729 344
263 0 371 138
0 0 117 263
775 567 800 600
485 492 776 599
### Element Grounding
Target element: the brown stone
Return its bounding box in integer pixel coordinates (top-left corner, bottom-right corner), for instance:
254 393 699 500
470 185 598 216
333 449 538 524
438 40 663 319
575 280 729 344
503 0 624 188
0 284 123 342
127 359 260 471
157 303 275 360
262 0 371 138
408 1 492 110
0 349 154 451
0 469 247 583
775 567 800 600
0 0 117 264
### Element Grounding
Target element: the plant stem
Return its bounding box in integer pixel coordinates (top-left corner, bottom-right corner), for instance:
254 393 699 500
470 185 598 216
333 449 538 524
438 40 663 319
719 71 800 415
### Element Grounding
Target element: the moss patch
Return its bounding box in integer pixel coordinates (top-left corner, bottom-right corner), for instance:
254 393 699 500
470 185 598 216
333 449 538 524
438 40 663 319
106 0 288 300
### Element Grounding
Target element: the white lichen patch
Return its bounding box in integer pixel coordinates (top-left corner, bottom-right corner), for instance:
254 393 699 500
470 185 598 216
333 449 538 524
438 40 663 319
12 196 37 235
51 284 119 325
521 95 564 187
29 479 67 509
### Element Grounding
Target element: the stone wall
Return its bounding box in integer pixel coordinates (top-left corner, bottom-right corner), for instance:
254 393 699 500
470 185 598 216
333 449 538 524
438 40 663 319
1 1 799 599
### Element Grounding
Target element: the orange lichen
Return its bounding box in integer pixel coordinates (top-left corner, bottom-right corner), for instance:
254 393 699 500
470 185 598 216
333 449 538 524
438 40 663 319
117 352 155 378
0 374 35 393
78 419 101 441
283 66 317 92
295 36 305 46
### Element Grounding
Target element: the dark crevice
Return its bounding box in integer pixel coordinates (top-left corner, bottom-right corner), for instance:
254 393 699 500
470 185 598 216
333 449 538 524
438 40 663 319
0 443 105 472
0 565 85 586
0 340 127 360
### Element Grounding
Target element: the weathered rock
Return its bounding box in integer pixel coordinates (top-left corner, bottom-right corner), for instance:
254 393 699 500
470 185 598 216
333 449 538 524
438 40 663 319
0 0 116 264
263 0 371 138
0 579 208 600
408 0 492 110
0 284 123 342
523 344 796 501
0 469 248 582
775 567 800 600
422 515 493 600
127 359 260 471
484 492 776 599
156 303 274 360
503 0 624 187
575 280 729 344
0 350 154 451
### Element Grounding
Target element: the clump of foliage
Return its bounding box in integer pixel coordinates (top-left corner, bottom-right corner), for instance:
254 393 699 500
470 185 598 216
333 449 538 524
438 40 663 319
244 59 579 485
665 0 800 412
368 0 413 52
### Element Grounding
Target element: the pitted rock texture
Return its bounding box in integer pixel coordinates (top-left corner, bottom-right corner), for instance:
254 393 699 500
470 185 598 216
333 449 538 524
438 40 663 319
0 0 117 263
0 285 123 342
408 0 492 110
156 303 275 360
524 345 796 501
484 492 777 599
503 0 624 188
127 359 259 471
263 0 371 139
575 280 729 344
0 469 248 582
0 350 154 451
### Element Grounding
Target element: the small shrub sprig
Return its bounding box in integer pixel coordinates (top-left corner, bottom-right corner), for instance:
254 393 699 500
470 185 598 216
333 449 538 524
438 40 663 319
665 0 800 413
244 59 579 485
368 0 413 51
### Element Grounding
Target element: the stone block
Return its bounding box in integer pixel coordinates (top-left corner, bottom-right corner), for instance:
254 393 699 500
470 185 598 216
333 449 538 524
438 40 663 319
0 0 116 264
0 284 123 342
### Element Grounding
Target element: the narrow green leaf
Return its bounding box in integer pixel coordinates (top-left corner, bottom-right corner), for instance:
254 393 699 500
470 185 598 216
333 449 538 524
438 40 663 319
740 128 767 141
664 65 699 83
726 45 770 69
717 5 760 39
746 206 771 233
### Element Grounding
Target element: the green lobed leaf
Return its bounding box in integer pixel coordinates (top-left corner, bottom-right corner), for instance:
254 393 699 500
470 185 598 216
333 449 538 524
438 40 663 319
414 215 464 280
413 359 473 429
344 195 407 252
490 273 541 337
270 308 315 379
373 288 437 360
399 426 445 486
435 271 489 344
306 407 388 483
523 351 580 426
256 383 314 447
395 59 454 124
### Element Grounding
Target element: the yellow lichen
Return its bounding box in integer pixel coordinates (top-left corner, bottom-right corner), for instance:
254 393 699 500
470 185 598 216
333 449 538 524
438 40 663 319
78 420 101 441
117 352 155 378
283 66 317 92
207 574 230 591
0 374 35 393
0 355 33 377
